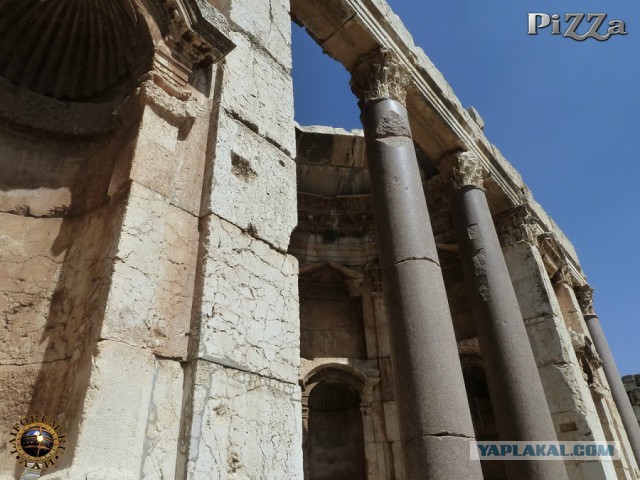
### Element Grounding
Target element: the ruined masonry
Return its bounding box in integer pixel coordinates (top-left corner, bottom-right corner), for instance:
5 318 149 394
0 1 638 479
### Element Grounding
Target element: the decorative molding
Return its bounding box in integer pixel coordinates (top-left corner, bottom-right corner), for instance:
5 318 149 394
537 233 565 278
160 0 234 68
351 48 410 105
575 284 596 316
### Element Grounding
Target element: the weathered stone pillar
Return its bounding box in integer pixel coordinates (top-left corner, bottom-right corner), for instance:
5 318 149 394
450 152 569 480
352 50 483 479
576 285 640 463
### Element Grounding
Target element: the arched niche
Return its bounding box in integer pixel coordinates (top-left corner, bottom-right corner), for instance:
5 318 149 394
0 0 234 137
303 368 368 480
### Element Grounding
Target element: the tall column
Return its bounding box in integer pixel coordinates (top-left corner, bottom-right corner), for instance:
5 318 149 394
450 152 569 480
576 285 640 463
351 50 483 480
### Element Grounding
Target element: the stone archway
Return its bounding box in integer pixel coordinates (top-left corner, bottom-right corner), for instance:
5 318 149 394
302 367 369 480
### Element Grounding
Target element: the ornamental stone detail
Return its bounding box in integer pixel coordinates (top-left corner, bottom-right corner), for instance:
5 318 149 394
575 284 596 316
351 48 411 105
451 151 485 189
494 205 543 247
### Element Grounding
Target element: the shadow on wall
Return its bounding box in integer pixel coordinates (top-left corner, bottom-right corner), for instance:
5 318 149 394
0 115 142 477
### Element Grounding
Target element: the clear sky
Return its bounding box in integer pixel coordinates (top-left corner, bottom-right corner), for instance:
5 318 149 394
291 1 639 375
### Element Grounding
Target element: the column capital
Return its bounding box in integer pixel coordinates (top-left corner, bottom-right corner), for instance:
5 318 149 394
442 151 485 189
494 205 542 247
350 48 411 105
551 263 574 287
575 284 596 316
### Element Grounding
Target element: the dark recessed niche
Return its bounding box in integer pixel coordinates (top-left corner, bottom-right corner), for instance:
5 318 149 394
0 0 153 102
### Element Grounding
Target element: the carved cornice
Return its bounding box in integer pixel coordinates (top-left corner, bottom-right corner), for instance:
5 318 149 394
161 0 234 67
537 233 565 278
350 48 411 105
575 285 596 316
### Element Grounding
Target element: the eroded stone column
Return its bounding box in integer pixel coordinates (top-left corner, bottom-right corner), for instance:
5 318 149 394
450 152 569 480
352 50 483 479
576 285 640 463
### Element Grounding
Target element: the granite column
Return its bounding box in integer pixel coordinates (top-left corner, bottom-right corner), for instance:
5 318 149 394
576 285 640 463
450 152 569 480
352 50 483 480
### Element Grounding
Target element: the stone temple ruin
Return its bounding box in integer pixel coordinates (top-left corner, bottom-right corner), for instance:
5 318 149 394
0 0 639 479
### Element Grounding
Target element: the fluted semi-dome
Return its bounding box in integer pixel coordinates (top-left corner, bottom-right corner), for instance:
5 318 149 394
0 0 153 100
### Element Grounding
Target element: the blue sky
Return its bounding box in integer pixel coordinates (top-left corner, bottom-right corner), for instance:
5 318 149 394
291 1 639 375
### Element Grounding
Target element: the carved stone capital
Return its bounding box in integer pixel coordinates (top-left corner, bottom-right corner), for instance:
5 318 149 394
351 48 411 105
494 205 542 247
451 152 485 189
551 263 574 287
575 285 596 316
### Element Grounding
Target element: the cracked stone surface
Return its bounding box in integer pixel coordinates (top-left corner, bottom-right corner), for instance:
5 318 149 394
211 0 292 71
198 214 299 384
185 360 302 479
209 111 297 252
219 32 295 156
101 182 198 358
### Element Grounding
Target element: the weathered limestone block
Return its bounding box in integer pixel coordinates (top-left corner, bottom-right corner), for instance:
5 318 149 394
0 127 116 217
102 182 198 358
526 315 573 368
129 88 210 216
142 359 184 480
211 0 292 70
184 361 303 479
290 0 356 42
0 214 64 365
209 112 297 251
505 238 557 320
321 16 380 71
129 106 181 199
219 32 295 155
538 362 599 419
46 341 157 480
198 214 299 384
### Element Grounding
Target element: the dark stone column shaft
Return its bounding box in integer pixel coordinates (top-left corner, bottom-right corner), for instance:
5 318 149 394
585 313 640 463
361 98 483 479
452 180 569 480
